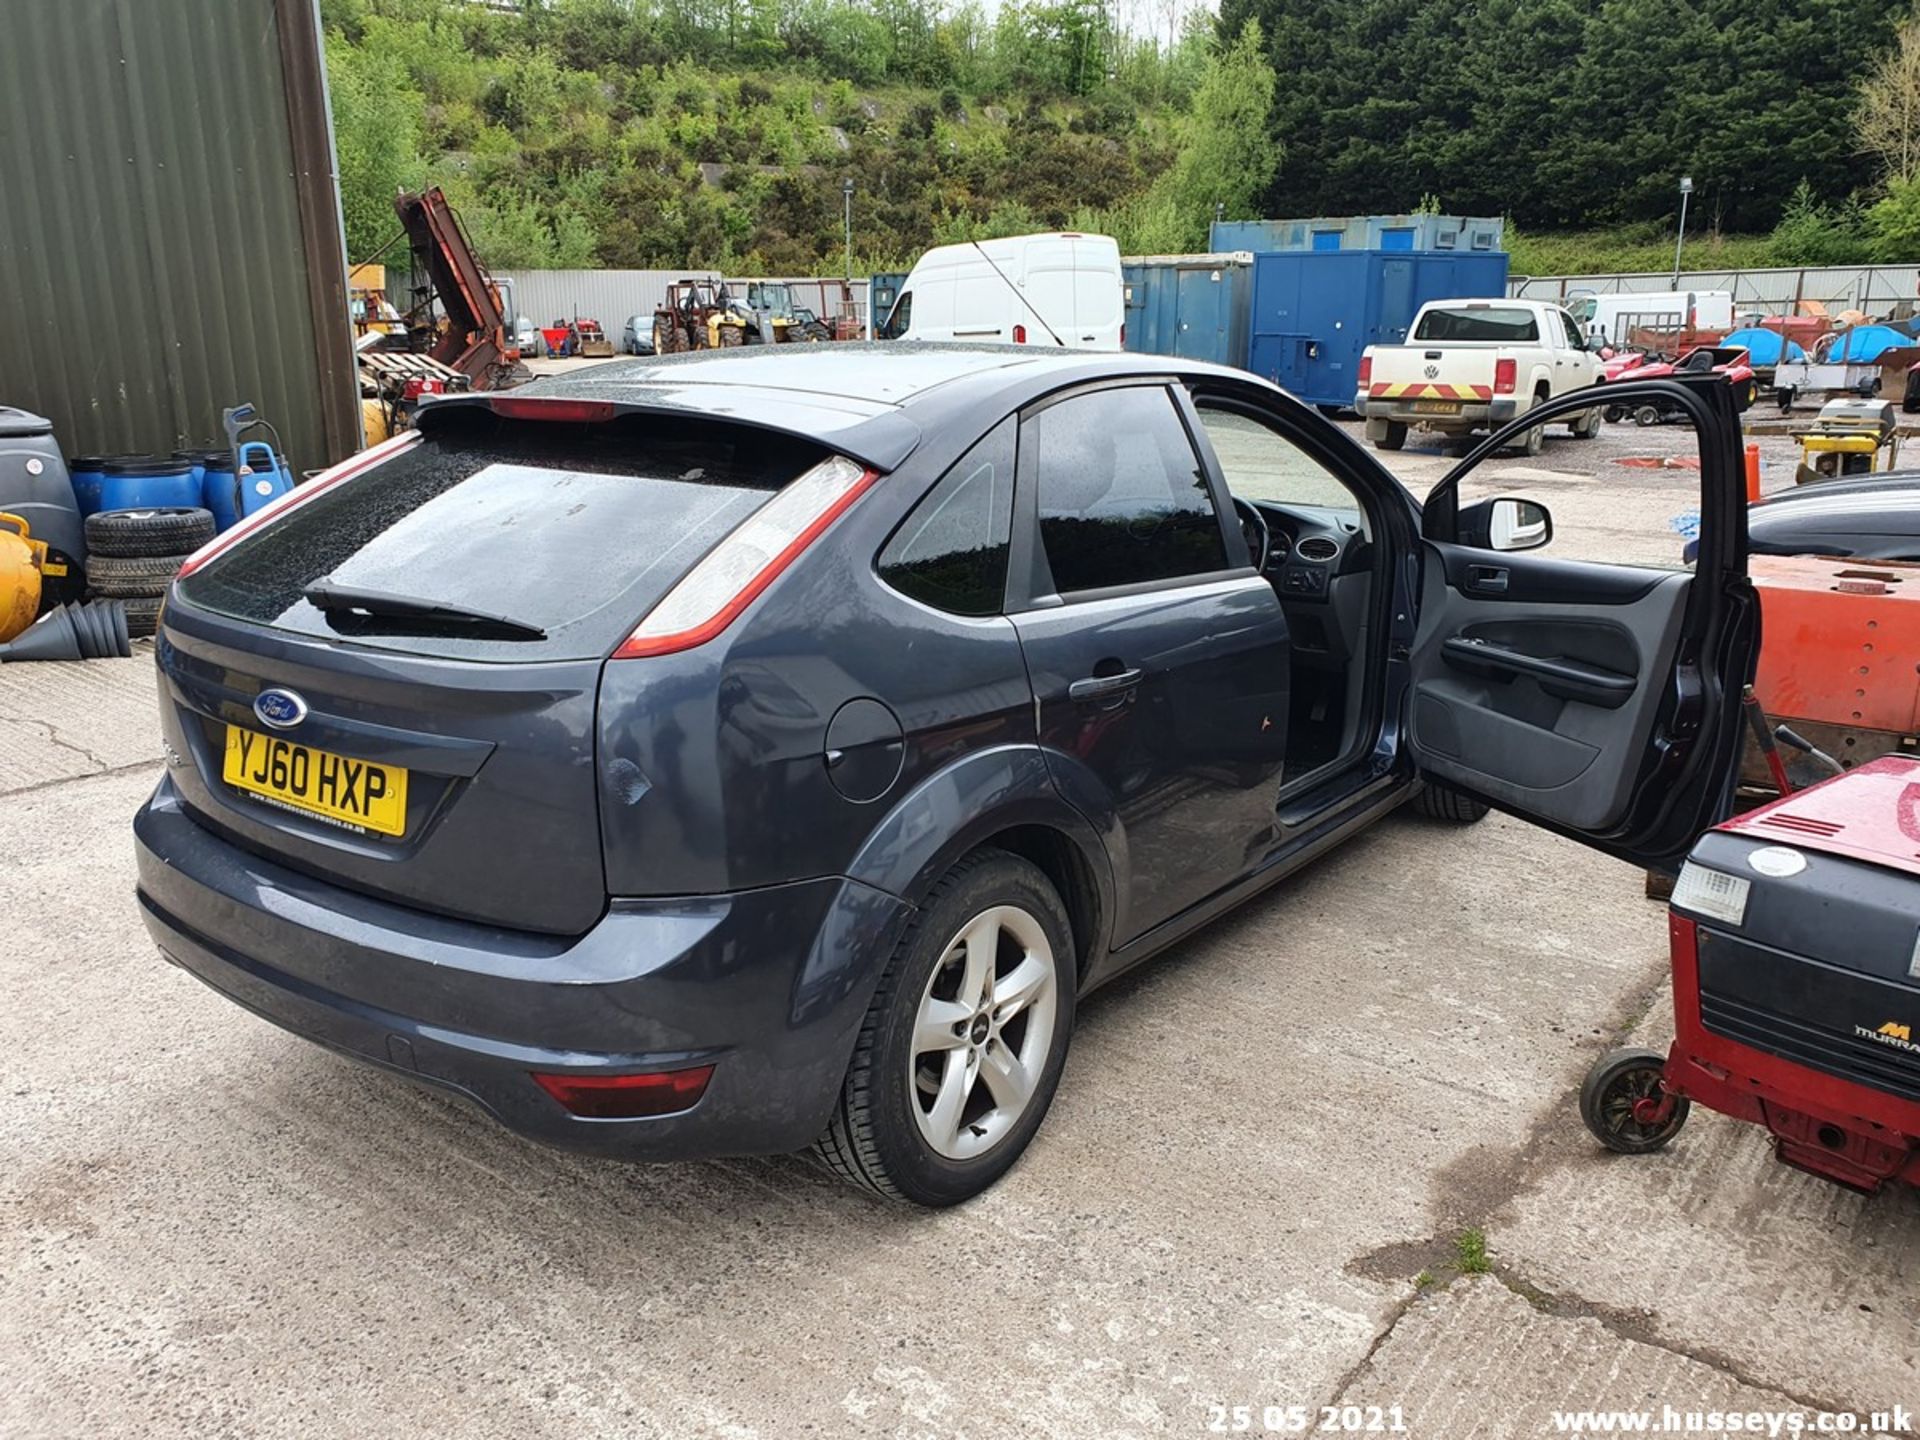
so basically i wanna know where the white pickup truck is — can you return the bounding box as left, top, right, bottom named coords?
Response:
left=1356, top=298, right=1603, bottom=453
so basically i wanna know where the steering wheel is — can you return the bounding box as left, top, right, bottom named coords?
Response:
left=1233, top=498, right=1272, bottom=573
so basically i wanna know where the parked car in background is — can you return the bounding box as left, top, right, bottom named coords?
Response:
left=134, top=347, right=1753, bottom=1206
left=621, top=315, right=656, bottom=356
left=511, top=316, right=542, bottom=357
left=881, top=232, right=1124, bottom=351
left=1357, top=298, right=1603, bottom=452
left=1682, top=472, right=1920, bottom=564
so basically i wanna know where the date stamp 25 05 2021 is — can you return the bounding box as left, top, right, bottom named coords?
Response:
left=1205, top=1404, right=1409, bottom=1434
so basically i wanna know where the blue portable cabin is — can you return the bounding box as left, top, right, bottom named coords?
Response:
left=1121, top=253, right=1254, bottom=370
left=869, top=271, right=909, bottom=335
left=1211, top=214, right=1504, bottom=257
left=1246, top=249, right=1512, bottom=408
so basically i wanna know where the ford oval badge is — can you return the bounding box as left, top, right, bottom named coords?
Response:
left=254, top=688, right=308, bottom=730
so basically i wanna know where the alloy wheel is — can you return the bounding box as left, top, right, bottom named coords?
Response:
left=908, top=905, right=1059, bottom=1161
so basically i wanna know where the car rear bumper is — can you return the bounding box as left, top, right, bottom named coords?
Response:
left=134, top=776, right=910, bottom=1161
left=1357, top=396, right=1518, bottom=427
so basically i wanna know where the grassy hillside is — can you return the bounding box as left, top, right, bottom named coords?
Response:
left=324, top=0, right=1213, bottom=273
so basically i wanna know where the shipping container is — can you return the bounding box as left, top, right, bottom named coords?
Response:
left=1121, top=253, right=1254, bottom=369
left=1247, top=249, right=1511, bottom=408
left=1211, top=214, right=1504, bottom=256
left=870, top=271, right=910, bottom=333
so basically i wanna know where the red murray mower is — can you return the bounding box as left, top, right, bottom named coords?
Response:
left=1582, top=751, right=1920, bottom=1194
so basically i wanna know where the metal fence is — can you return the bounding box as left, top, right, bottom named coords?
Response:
left=495, top=271, right=875, bottom=338
left=1511, top=265, right=1920, bottom=318
left=493, top=270, right=709, bottom=331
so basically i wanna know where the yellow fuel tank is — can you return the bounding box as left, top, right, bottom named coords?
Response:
left=0, top=512, right=47, bottom=643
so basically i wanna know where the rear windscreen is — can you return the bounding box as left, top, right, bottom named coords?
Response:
left=1412, top=307, right=1540, bottom=343
left=177, top=412, right=824, bottom=660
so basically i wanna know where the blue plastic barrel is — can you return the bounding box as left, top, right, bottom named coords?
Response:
left=97, top=456, right=199, bottom=513
left=235, top=442, right=293, bottom=517
left=198, top=452, right=242, bottom=531
left=67, top=455, right=112, bottom=516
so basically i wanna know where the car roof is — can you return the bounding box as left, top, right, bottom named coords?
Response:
left=505, top=343, right=1256, bottom=471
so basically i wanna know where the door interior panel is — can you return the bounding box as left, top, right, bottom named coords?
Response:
left=1433, top=542, right=1671, bottom=605
left=1409, top=548, right=1690, bottom=830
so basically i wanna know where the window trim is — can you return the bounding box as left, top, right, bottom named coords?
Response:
left=1008, top=380, right=1249, bottom=610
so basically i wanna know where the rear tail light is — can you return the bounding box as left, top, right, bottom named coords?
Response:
left=531, top=1064, right=714, bottom=1119
left=1494, top=358, right=1517, bottom=395
left=1012, top=324, right=1027, bottom=344
left=174, top=431, right=422, bottom=578
left=1357, top=355, right=1372, bottom=386
left=613, top=455, right=877, bottom=659
left=1119, top=323, right=1126, bottom=348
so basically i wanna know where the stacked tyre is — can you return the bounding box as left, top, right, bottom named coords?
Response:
left=83, top=507, right=215, bottom=638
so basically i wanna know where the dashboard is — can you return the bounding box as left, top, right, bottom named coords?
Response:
left=1234, top=499, right=1370, bottom=604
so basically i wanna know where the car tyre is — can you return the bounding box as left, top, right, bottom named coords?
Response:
left=1413, top=784, right=1490, bottom=823
left=85, top=507, right=215, bottom=558
left=1570, top=407, right=1603, bottom=439
left=1368, top=418, right=1407, bottom=451
left=814, top=848, right=1076, bottom=1206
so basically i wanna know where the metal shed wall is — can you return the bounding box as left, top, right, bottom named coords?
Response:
left=495, top=270, right=711, bottom=331
left=0, top=0, right=358, bottom=472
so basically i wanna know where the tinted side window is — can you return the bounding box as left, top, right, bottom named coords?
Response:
left=883, top=291, right=912, bottom=338
left=1031, top=387, right=1227, bottom=595
left=877, top=419, right=1013, bottom=616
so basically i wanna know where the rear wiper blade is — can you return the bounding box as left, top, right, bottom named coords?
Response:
left=304, top=579, right=547, bottom=639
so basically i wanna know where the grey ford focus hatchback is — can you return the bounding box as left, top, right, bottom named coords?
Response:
left=136, top=345, right=1756, bottom=1205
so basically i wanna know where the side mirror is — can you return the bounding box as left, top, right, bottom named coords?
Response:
left=1458, top=496, right=1553, bottom=551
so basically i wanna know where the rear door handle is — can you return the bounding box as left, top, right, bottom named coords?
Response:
left=1068, top=668, right=1143, bottom=703
left=1466, top=565, right=1509, bottom=595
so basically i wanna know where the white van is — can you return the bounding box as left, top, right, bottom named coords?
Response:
left=881, top=232, right=1124, bottom=350
left=1565, top=289, right=1735, bottom=347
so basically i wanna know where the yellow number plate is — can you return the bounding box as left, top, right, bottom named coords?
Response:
left=223, top=726, right=409, bottom=836
left=1413, top=400, right=1462, bottom=415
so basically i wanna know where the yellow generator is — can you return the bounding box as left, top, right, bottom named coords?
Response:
left=0, top=512, right=49, bottom=643
left=1794, top=399, right=1902, bottom=484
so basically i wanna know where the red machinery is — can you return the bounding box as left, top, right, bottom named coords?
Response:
left=1584, top=754, right=1920, bottom=1194
left=1603, top=345, right=1758, bottom=424
left=391, top=187, right=527, bottom=391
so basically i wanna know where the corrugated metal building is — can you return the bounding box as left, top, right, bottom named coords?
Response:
left=0, top=0, right=359, bottom=471
left=496, top=270, right=713, bottom=332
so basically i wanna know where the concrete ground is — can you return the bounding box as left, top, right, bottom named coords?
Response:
left=1, top=410, right=1914, bottom=1439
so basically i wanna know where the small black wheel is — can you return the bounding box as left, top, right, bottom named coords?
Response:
left=1371, top=419, right=1408, bottom=452
left=814, top=848, right=1076, bottom=1206
left=1414, top=784, right=1489, bottom=823
left=1633, top=404, right=1661, bottom=427
left=1580, top=1047, right=1688, bottom=1154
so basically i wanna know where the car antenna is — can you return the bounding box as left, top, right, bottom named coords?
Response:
left=970, top=240, right=1067, bottom=347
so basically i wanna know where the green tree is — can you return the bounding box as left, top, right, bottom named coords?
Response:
left=1151, top=20, right=1278, bottom=248
left=326, top=41, right=425, bottom=261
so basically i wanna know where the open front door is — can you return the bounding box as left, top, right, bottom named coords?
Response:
left=1407, top=378, right=1760, bottom=870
